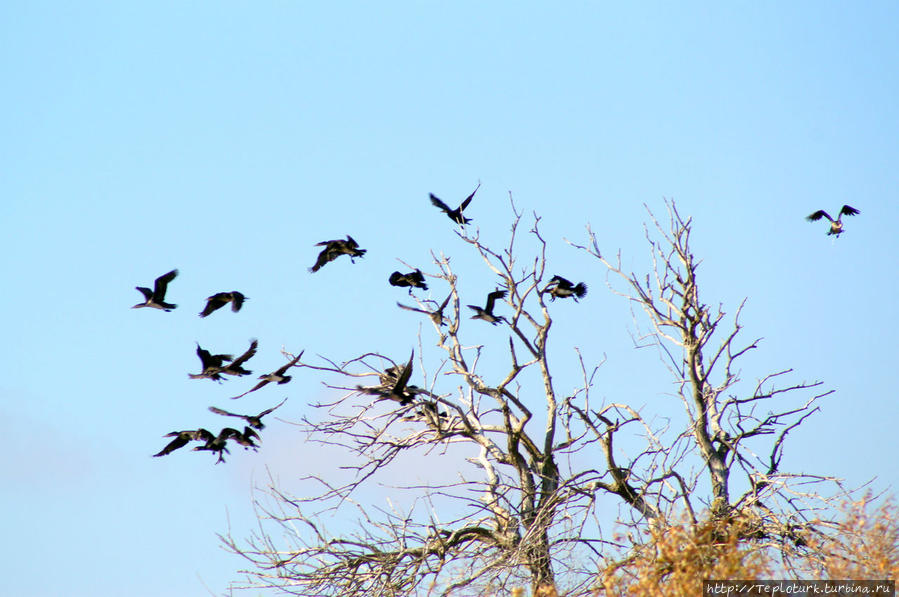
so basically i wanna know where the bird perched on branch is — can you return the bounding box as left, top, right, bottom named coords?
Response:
left=209, top=397, right=288, bottom=430
left=359, top=351, right=417, bottom=405
left=543, top=275, right=588, bottom=302
left=188, top=344, right=234, bottom=381
left=309, top=236, right=367, bottom=272
left=806, top=205, right=860, bottom=236
left=468, top=289, right=507, bottom=325
left=231, top=351, right=303, bottom=399
left=153, top=428, right=214, bottom=457
left=199, top=291, right=247, bottom=317
left=388, top=269, right=428, bottom=293
left=397, top=293, right=451, bottom=327
left=430, top=183, right=480, bottom=225
left=132, top=269, right=178, bottom=311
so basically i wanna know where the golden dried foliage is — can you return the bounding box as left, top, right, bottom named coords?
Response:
left=800, top=496, right=899, bottom=581
left=592, top=498, right=898, bottom=597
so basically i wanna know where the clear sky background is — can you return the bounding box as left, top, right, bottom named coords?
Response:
left=2, top=2, right=897, bottom=595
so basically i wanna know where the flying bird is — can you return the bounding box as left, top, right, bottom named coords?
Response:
left=188, top=344, right=234, bottom=381
left=806, top=205, right=860, bottom=236
left=220, top=339, right=258, bottom=377
left=209, top=397, right=288, bottom=429
left=199, top=291, right=247, bottom=317
left=153, top=428, right=215, bottom=458
left=192, top=427, right=258, bottom=463
left=397, top=293, right=451, bottom=327
left=228, top=426, right=261, bottom=451
left=388, top=270, right=428, bottom=293
left=359, top=351, right=417, bottom=405
left=309, top=236, right=367, bottom=272
left=230, top=351, right=303, bottom=399
left=543, top=275, right=588, bottom=302
left=430, top=183, right=480, bottom=225
left=132, top=269, right=178, bottom=311
left=468, top=289, right=507, bottom=325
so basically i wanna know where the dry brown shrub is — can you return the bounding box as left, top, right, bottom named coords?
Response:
left=798, top=496, right=899, bottom=581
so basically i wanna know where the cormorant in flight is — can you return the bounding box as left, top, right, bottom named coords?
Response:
left=388, top=269, right=428, bottom=293
left=806, top=205, right=860, bottom=236
left=359, top=351, right=417, bottom=405
left=397, top=293, right=451, bottom=327
left=543, top=276, right=588, bottom=302
left=132, top=269, right=178, bottom=311
left=220, top=339, right=258, bottom=377
left=188, top=344, right=233, bottom=381
left=468, top=289, right=506, bottom=325
left=230, top=351, right=303, bottom=399
left=153, top=428, right=214, bottom=457
left=430, top=183, right=480, bottom=225
left=309, top=236, right=367, bottom=272
left=209, top=397, right=288, bottom=430
left=199, top=291, right=247, bottom=317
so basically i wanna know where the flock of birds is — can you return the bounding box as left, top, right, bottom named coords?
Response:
left=135, top=191, right=861, bottom=465
left=133, top=272, right=299, bottom=463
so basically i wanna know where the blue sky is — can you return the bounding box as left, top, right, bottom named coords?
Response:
left=2, top=2, right=897, bottom=595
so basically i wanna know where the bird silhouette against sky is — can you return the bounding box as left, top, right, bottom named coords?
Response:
left=397, top=293, right=451, bottom=327
left=388, top=269, right=428, bottom=293
left=429, top=183, right=480, bottom=225
left=230, top=351, right=303, bottom=399
left=132, top=269, right=178, bottom=311
left=199, top=291, right=247, bottom=317
left=188, top=344, right=233, bottom=382
left=468, top=289, right=507, bottom=325
left=806, top=205, right=860, bottom=236
left=153, top=428, right=214, bottom=458
left=192, top=427, right=259, bottom=464
left=544, top=275, right=588, bottom=302
left=219, top=339, right=258, bottom=377
left=309, top=236, right=367, bottom=272
left=209, top=397, right=288, bottom=430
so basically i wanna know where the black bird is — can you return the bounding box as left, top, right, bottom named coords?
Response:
left=220, top=426, right=260, bottom=451
left=220, top=339, right=258, bottom=377
left=188, top=344, right=234, bottom=381
left=230, top=351, right=303, bottom=399
left=468, top=289, right=506, bottom=325
left=397, top=293, right=451, bottom=327
left=388, top=270, right=428, bottom=293
left=153, top=428, right=214, bottom=457
left=132, top=269, right=178, bottom=311
left=209, top=397, right=288, bottom=430
left=806, top=205, right=860, bottom=236
left=430, top=183, right=480, bottom=225
left=309, top=236, right=367, bottom=272
left=544, top=275, right=588, bottom=302
left=359, top=351, right=417, bottom=405
left=199, top=291, right=247, bottom=317
left=192, top=428, right=244, bottom=464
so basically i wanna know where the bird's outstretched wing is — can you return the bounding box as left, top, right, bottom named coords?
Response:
left=840, top=205, right=860, bottom=217
left=485, top=289, right=506, bottom=313
left=230, top=339, right=258, bottom=368
left=256, top=397, right=289, bottom=419
left=459, top=183, right=480, bottom=212
left=154, top=269, right=178, bottom=298
left=429, top=194, right=453, bottom=214
left=806, top=210, right=833, bottom=222
left=200, top=293, right=229, bottom=317
left=273, top=351, right=304, bottom=376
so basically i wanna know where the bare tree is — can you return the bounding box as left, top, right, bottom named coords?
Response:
left=223, top=199, right=844, bottom=595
